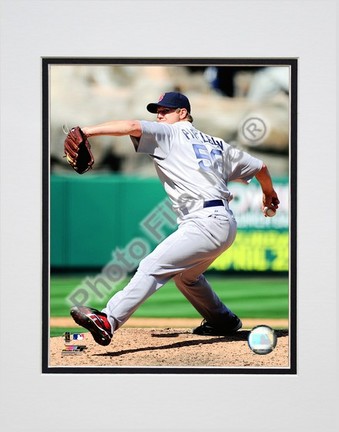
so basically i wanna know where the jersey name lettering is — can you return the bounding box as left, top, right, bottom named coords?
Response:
left=181, top=128, right=224, bottom=150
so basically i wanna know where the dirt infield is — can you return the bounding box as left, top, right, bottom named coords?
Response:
left=49, top=318, right=289, bottom=369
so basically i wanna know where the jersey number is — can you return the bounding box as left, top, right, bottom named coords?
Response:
left=192, top=144, right=223, bottom=174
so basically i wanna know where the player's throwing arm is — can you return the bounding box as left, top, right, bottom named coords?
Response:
left=254, top=164, right=280, bottom=217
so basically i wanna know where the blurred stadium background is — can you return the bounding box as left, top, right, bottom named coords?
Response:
left=49, top=64, right=290, bottom=330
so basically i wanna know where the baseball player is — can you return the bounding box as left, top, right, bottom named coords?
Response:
left=69, top=92, right=280, bottom=346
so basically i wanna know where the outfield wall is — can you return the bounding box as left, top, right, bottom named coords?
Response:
left=51, top=174, right=289, bottom=272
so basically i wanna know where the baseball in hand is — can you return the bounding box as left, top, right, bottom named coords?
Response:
left=264, top=206, right=276, bottom=217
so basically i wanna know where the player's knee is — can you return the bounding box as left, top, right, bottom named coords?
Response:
left=175, top=272, right=201, bottom=287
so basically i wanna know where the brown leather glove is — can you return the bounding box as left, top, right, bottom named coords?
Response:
left=64, top=126, right=94, bottom=174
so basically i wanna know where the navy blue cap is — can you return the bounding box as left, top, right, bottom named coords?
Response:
left=147, top=92, right=191, bottom=113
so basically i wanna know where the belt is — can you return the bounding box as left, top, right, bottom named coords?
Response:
left=203, top=200, right=224, bottom=208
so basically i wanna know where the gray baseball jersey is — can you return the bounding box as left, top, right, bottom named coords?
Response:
left=133, top=120, right=262, bottom=217
left=102, top=120, right=263, bottom=331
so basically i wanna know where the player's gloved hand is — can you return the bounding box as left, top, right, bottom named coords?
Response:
left=64, top=126, right=94, bottom=174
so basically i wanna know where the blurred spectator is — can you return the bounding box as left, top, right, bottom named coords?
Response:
left=203, top=66, right=263, bottom=97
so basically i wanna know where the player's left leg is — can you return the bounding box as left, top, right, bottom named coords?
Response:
left=173, top=211, right=242, bottom=334
left=173, top=259, right=230, bottom=324
left=174, top=265, right=242, bottom=334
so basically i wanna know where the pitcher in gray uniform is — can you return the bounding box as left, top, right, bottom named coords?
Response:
left=70, top=92, right=280, bottom=346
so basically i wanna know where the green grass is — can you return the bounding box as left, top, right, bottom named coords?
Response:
left=50, top=274, right=289, bottom=319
